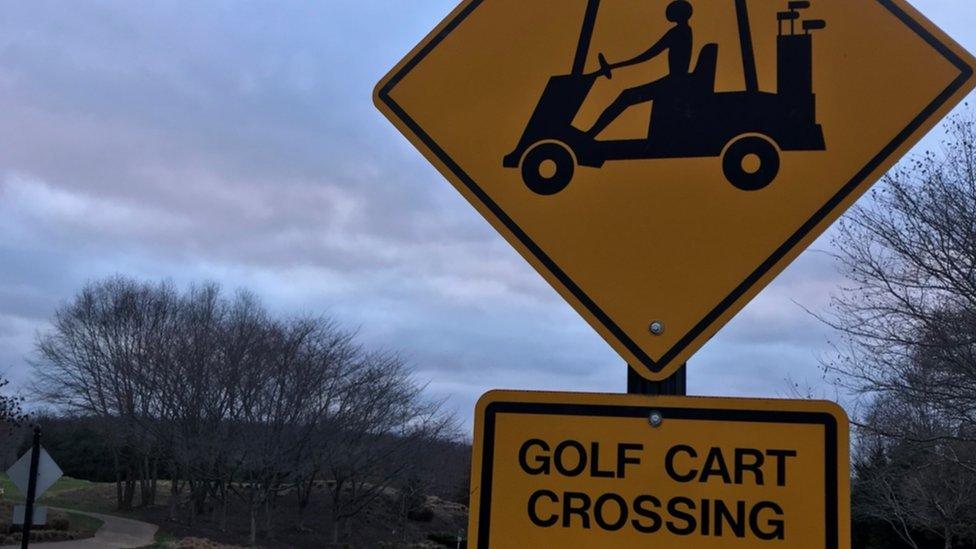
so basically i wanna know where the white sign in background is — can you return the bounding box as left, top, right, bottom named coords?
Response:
left=6, top=446, right=63, bottom=500
left=12, top=505, right=47, bottom=526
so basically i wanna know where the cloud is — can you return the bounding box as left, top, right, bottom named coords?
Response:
left=0, top=0, right=973, bottom=427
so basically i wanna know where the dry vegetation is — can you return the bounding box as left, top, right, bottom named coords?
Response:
left=26, top=278, right=467, bottom=547
left=0, top=500, right=102, bottom=545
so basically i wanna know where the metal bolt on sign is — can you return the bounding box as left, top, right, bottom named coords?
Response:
left=648, top=410, right=664, bottom=427
left=649, top=321, right=665, bottom=336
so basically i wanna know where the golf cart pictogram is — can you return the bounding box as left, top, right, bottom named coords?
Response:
left=502, top=0, right=827, bottom=195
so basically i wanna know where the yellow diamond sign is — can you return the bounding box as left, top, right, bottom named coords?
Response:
left=375, top=0, right=976, bottom=380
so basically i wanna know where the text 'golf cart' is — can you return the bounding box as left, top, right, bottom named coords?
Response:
left=503, top=0, right=827, bottom=195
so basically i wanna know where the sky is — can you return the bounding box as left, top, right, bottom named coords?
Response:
left=0, top=0, right=974, bottom=428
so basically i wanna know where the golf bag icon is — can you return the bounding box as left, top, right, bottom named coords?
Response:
left=502, top=0, right=827, bottom=195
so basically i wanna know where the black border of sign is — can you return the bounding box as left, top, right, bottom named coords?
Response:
left=376, top=0, right=974, bottom=376
left=477, top=402, right=841, bottom=548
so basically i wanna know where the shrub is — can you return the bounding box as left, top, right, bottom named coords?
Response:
left=408, top=506, right=435, bottom=522
left=3, top=530, right=76, bottom=543
left=428, top=532, right=466, bottom=548
left=175, top=538, right=222, bottom=549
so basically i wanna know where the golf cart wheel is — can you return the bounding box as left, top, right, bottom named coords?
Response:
left=521, top=142, right=575, bottom=196
left=722, top=135, right=780, bottom=192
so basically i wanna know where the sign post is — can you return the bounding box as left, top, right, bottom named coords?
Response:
left=21, top=427, right=40, bottom=549
left=628, top=363, right=685, bottom=396
left=7, top=428, right=64, bottom=548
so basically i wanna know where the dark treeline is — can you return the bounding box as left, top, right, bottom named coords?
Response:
left=30, top=277, right=460, bottom=545
left=826, top=115, right=976, bottom=549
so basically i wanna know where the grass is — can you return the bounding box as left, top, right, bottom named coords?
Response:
left=0, top=476, right=106, bottom=542
left=63, top=510, right=105, bottom=535
left=0, top=472, right=121, bottom=514
left=0, top=500, right=104, bottom=543
left=0, top=474, right=183, bottom=546
left=0, top=472, right=104, bottom=533
left=0, top=471, right=118, bottom=518
left=133, top=530, right=178, bottom=549
left=0, top=472, right=93, bottom=501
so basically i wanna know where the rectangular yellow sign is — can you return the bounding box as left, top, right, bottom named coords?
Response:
left=470, top=391, right=850, bottom=548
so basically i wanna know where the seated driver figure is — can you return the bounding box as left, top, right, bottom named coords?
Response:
left=587, top=0, right=694, bottom=137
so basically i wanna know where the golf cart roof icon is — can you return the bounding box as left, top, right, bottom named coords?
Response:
left=503, top=0, right=827, bottom=195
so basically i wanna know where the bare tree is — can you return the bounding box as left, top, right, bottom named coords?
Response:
left=854, top=396, right=976, bottom=548
left=0, top=377, right=26, bottom=469
left=32, top=275, right=462, bottom=545
left=824, top=113, right=976, bottom=444
left=230, top=316, right=356, bottom=545
left=33, top=277, right=177, bottom=508
left=320, top=352, right=458, bottom=544
left=0, top=377, right=26, bottom=430
left=824, top=113, right=976, bottom=546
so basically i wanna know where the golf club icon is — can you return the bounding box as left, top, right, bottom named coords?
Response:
left=503, top=0, right=827, bottom=195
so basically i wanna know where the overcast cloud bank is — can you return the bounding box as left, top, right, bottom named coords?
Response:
left=1, top=0, right=974, bottom=425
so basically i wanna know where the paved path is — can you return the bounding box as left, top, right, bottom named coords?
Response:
left=2, top=509, right=158, bottom=548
